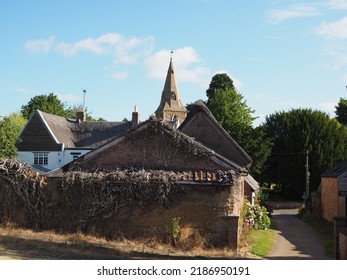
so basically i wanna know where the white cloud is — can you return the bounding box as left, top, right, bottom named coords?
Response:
left=25, top=36, right=55, bottom=54
left=328, top=0, right=347, bottom=9
left=267, top=4, right=320, bottom=24
left=55, top=33, right=154, bottom=64
left=111, top=71, right=128, bottom=80
left=316, top=102, right=336, bottom=113
left=57, top=93, right=82, bottom=103
left=144, top=47, right=211, bottom=88
left=10, top=87, right=32, bottom=94
left=316, top=17, right=347, bottom=39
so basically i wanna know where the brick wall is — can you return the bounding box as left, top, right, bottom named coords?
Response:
left=91, top=184, right=241, bottom=247
left=321, top=177, right=339, bottom=221
left=0, top=175, right=244, bottom=250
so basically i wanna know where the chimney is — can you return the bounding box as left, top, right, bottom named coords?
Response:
left=132, top=106, right=139, bottom=128
left=76, top=109, right=86, bottom=123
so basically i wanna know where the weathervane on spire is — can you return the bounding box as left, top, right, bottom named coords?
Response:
left=170, top=50, right=173, bottom=60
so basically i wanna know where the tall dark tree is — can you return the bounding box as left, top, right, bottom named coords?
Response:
left=335, top=97, right=347, bottom=126
left=263, top=109, right=347, bottom=198
left=21, top=93, right=67, bottom=119
left=206, top=73, right=235, bottom=100
left=206, top=73, right=272, bottom=177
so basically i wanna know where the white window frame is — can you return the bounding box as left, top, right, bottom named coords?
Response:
left=33, top=153, right=48, bottom=165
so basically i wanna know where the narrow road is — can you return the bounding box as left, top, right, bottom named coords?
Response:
left=267, top=209, right=328, bottom=259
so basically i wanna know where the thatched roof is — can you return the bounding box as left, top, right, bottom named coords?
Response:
left=179, top=101, right=253, bottom=169
left=66, top=117, right=246, bottom=174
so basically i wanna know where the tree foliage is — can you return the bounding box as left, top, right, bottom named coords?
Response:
left=21, top=93, right=106, bottom=121
left=205, top=73, right=272, bottom=177
left=206, top=73, right=235, bottom=100
left=263, top=109, right=347, bottom=198
left=0, top=113, right=26, bottom=158
left=335, top=97, right=347, bottom=126
left=21, top=93, right=67, bottom=119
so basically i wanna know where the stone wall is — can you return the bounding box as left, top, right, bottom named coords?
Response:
left=321, top=177, right=339, bottom=221
left=91, top=184, right=241, bottom=248
left=0, top=173, right=244, bottom=250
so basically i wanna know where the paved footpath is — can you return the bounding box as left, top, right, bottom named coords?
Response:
left=267, top=209, right=329, bottom=259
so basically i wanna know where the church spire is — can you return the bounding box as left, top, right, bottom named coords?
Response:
left=155, top=55, right=187, bottom=125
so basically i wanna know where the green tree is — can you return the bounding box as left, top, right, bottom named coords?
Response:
left=263, top=109, right=347, bottom=198
left=206, top=73, right=235, bottom=100
left=64, top=105, right=106, bottom=121
left=335, top=97, right=347, bottom=126
left=21, top=93, right=67, bottom=119
left=207, top=87, right=255, bottom=141
left=206, top=73, right=272, bottom=177
left=0, top=113, right=26, bottom=158
left=21, top=93, right=106, bottom=121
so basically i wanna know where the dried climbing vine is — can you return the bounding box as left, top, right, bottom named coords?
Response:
left=58, top=169, right=185, bottom=231
left=0, top=159, right=48, bottom=227
left=0, top=158, right=238, bottom=234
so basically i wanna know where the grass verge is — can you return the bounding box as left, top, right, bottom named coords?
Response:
left=246, top=218, right=278, bottom=257
left=299, top=214, right=334, bottom=259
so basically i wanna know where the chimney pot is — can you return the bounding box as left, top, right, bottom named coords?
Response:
left=132, top=106, right=140, bottom=128
left=76, top=109, right=86, bottom=122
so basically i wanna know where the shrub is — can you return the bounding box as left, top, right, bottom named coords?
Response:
left=244, top=201, right=271, bottom=230
left=167, top=217, right=181, bottom=246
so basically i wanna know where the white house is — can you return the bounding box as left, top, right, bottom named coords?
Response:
left=16, top=109, right=135, bottom=172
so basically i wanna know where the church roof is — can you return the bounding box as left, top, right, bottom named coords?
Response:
left=155, top=58, right=187, bottom=116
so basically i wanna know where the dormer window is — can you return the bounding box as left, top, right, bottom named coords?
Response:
left=171, top=92, right=177, bottom=100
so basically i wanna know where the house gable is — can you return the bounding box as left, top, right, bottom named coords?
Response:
left=179, top=101, right=253, bottom=169
left=69, top=118, right=244, bottom=173
left=16, top=110, right=63, bottom=151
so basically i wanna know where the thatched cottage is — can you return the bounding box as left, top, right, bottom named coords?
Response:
left=13, top=58, right=258, bottom=249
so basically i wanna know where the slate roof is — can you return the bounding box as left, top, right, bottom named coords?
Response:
left=17, top=110, right=132, bottom=151
left=322, top=159, right=347, bottom=178
left=245, top=174, right=260, bottom=192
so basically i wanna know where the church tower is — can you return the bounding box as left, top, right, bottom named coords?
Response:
left=155, top=57, right=187, bottom=125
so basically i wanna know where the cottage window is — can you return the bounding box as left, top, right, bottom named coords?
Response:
left=34, top=153, right=48, bottom=165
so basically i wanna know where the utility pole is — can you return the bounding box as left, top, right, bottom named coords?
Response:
left=305, top=149, right=310, bottom=202
left=82, top=89, right=86, bottom=110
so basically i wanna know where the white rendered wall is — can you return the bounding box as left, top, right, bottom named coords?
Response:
left=18, top=149, right=91, bottom=171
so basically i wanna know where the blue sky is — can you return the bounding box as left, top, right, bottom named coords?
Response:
left=1, top=0, right=347, bottom=125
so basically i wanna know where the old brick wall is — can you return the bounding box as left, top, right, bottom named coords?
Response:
left=0, top=175, right=244, bottom=249
left=92, top=185, right=237, bottom=247
left=321, top=177, right=339, bottom=222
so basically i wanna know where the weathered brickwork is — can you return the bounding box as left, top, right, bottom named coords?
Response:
left=0, top=175, right=244, bottom=249
left=321, top=177, right=339, bottom=222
